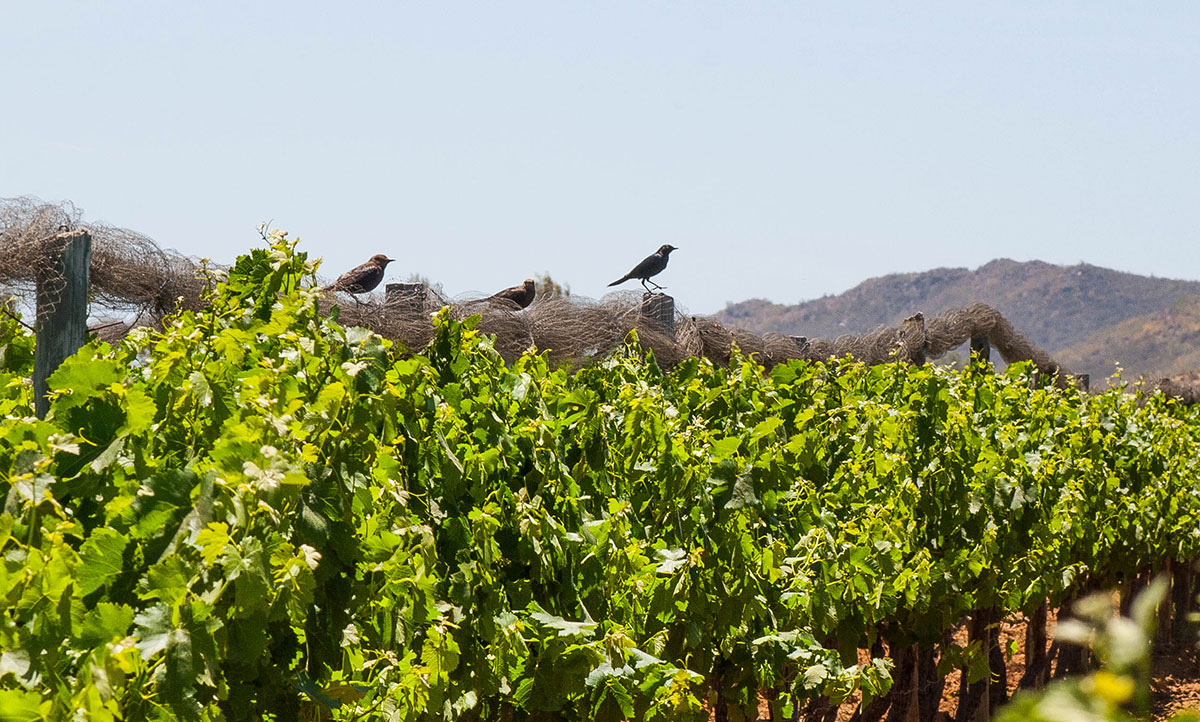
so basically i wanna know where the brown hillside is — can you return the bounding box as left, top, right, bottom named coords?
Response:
left=1055, top=295, right=1200, bottom=384
left=717, top=260, right=1200, bottom=369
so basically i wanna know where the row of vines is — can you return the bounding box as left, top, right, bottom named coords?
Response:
left=2, top=236, right=1198, bottom=721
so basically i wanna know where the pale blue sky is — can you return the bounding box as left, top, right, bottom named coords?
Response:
left=2, top=2, right=1197, bottom=314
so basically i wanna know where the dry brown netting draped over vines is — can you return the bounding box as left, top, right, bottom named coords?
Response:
left=0, top=196, right=210, bottom=336
left=2, top=196, right=1196, bottom=402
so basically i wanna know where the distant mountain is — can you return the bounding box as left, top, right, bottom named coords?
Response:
left=716, top=259, right=1200, bottom=381
left=1055, top=295, right=1200, bottom=383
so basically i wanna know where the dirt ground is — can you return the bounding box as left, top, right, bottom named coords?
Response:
left=732, top=611, right=1200, bottom=721
left=1149, top=644, right=1200, bottom=721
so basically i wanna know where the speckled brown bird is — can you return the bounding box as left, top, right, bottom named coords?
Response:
left=330, top=254, right=395, bottom=294
left=488, top=279, right=536, bottom=309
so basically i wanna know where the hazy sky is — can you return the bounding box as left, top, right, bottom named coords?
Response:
left=3, top=2, right=1198, bottom=314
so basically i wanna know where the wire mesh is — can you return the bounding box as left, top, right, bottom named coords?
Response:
left=7, top=196, right=1198, bottom=402
left=1, top=196, right=214, bottom=326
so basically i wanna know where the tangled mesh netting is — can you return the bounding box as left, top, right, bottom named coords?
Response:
left=0, top=196, right=213, bottom=339
left=4, top=197, right=1198, bottom=404
left=331, top=288, right=705, bottom=369
left=330, top=292, right=1079, bottom=386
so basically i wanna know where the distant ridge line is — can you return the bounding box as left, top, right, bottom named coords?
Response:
left=717, top=259, right=1200, bottom=382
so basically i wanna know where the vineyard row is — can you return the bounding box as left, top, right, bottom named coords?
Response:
left=0, top=238, right=1198, bottom=721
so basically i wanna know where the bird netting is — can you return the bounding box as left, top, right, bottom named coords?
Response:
left=5, top=196, right=1198, bottom=403
left=332, top=288, right=706, bottom=369
left=0, top=196, right=214, bottom=336
left=330, top=287, right=1069, bottom=378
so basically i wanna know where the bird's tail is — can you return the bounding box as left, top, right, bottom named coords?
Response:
left=608, top=276, right=628, bottom=287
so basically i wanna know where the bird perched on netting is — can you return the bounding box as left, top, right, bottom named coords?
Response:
left=608, top=244, right=677, bottom=292
left=330, top=254, right=395, bottom=295
left=488, top=279, right=536, bottom=309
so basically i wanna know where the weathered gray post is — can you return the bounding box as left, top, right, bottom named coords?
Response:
left=640, top=293, right=675, bottom=336
left=385, top=282, right=428, bottom=315
left=790, top=335, right=810, bottom=359
left=34, top=230, right=92, bottom=418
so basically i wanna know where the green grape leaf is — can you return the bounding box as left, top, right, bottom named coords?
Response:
left=77, top=527, right=129, bottom=596
left=46, top=354, right=123, bottom=398
left=709, top=436, right=742, bottom=461
left=140, top=556, right=191, bottom=606
left=76, top=602, right=135, bottom=647
left=529, top=611, right=597, bottom=639
left=194, top=522, right=232, bottom=567
left=0, top=689, right=44, bottom=722
left=725, top=467, right=758, bottom=510
left=122, top=386, right=158, bottom=434
left=0, top=650, right=31, bottom=685
left=133, top=603, right=173, bottom=660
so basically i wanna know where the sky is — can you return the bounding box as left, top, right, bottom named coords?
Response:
left=2, top=2, right=1198, bottom=315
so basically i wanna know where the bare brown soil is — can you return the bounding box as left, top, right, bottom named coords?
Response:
left=724, top=610, right=1200, bottom=721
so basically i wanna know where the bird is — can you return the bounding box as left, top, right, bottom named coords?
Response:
left=330, top=254, right=395, bottom=295
left=608, top=244, right=677, bottom=292
left=488, top=279, right=536, bottom=309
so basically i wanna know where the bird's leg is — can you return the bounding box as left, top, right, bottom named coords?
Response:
left=647, top=279, right=665, bottom=292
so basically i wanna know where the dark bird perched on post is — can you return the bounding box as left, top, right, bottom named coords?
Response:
left=330, top=254, right=395, bottom=294
left=608, top=244, right=677, bottom=292
left=488, top=279, right=536, bottom=309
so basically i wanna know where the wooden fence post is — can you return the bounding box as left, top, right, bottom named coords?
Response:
left=970, top=335, right=991, bottom=365
left=640, top=293, right=675, bottom=336
left=385, top=282, right=428, bottom=315
left=790, top=335, right=810, bottom=359
left=898, top=312, right=927, bottom=365
left=34, top=230, right=92, bottom=418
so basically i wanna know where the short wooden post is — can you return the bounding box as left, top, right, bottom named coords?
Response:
left=1074, top=374, right=1090, bottom=392
left=34, top=230, right=92, bottom=418
left=970, top=335, right=990, bottom=364
left=640, top=293, right=675, bottom=336
left=385, top=282, right=427, bottom=315
left=898, top=312, right=927, bottom=365
left=790, top=335, right=810, bottom=359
